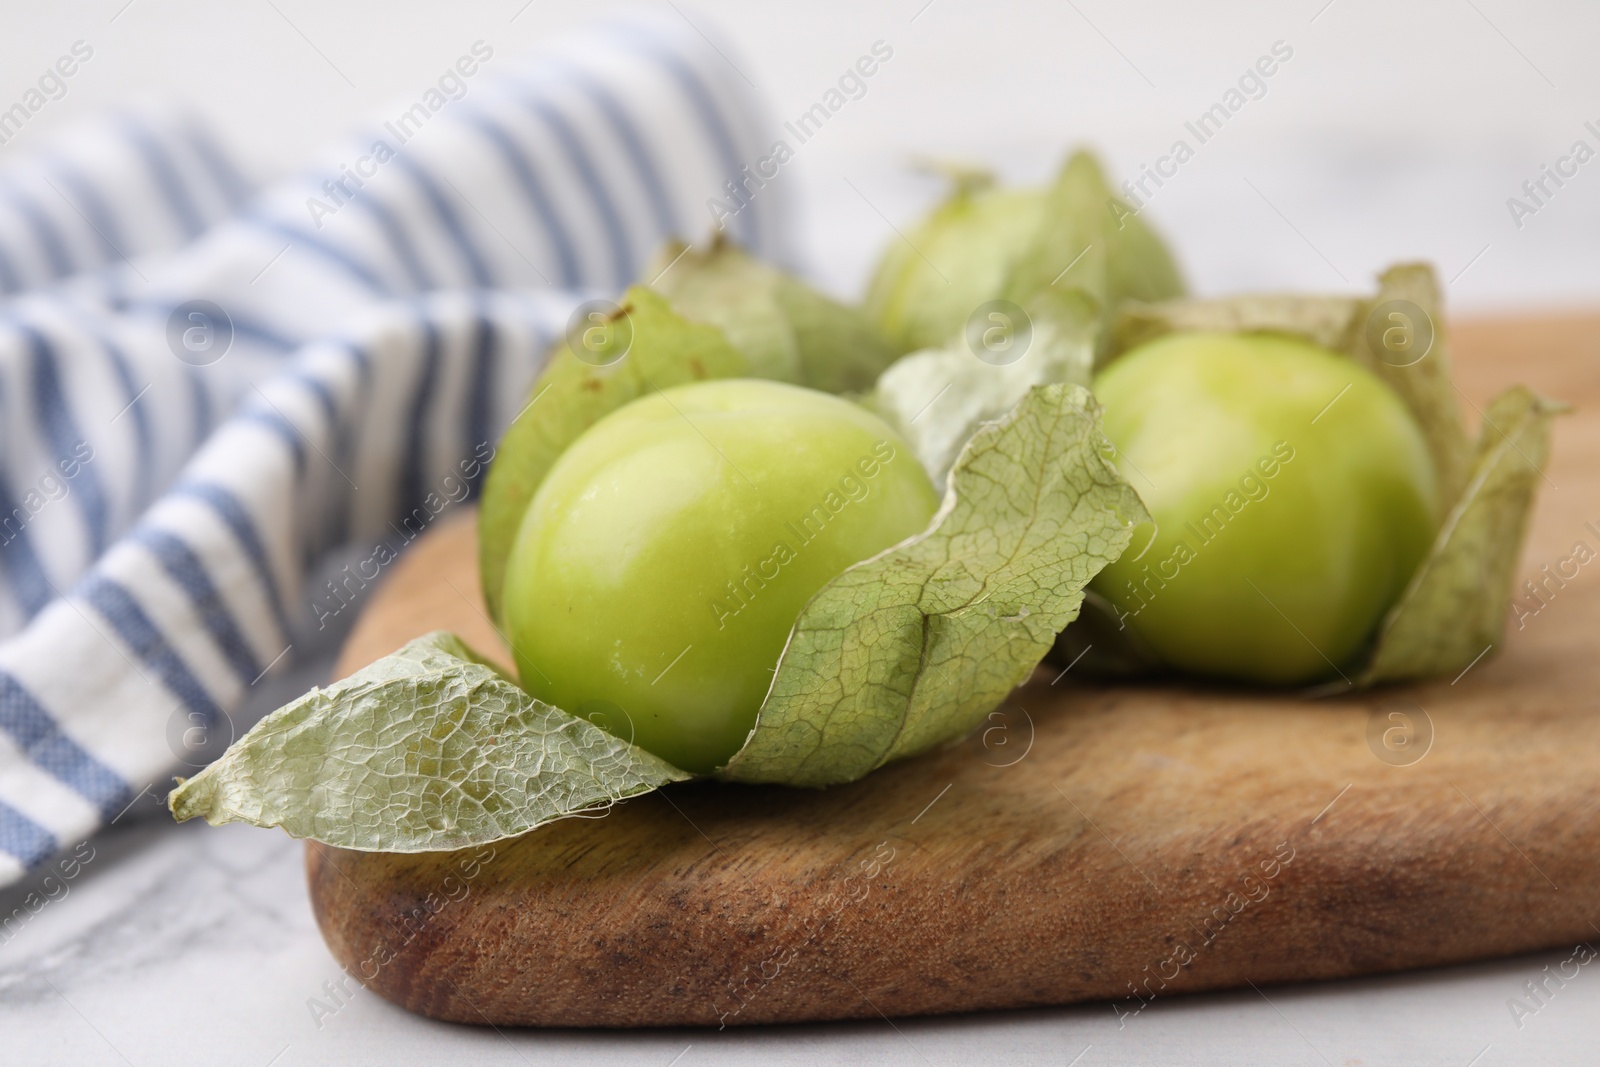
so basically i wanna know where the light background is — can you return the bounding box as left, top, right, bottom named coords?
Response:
left=1, top=3, right=1597, bottom=1065
left=3, top=0, right=1598, bottom=308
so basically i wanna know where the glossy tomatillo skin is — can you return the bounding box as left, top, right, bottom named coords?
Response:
left=1090, top=332, right=1438, bottom=685
left=503, top=379, right=941, bottom=773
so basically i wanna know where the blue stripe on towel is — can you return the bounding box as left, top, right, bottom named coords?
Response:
left=244, top=215, right=392, bottom=296
left=238, top=409, right=307, bottom=476
left=399, top=317, right=442, bottom=513
left=78, top=575, right=225, bottom=727
left=171, top=482, right=293, bottom=642
left=129, top=527, right=263, bottom=688
left=0, top=799, right=57, bottom=869
left=343, top=187, right=435, bottom=293
left=463, top=301, right=496, bottom=492
left=90, top=331, right=154, bottom=514
left=557, top=63, right=680, bottom=239
left=0, top=480, right=54, bottom=619
left=621, top=31, right=759, bottom=251
left=325, top=341, right=369, bottom=549
left=180, top=119, right=252, bottom=211
left=523, top=95, right=632, bottom=286
left=0, top=671, right=129, bottom=821
left=388, top=154, right=494, bottom=288
left=120, top=115, right=206, bottom=239
left=20, top=324, right=110, bottom=557
left=1, top=184, right=74, bottom=281
left=0, top=370, right=55, bottom=619
left=282, top=368, right=339, bottom=426
left=187, top=368, right=214, bottom=449
left=117, top=299, right=299, bottom=356
left=47, top=158, right=129, bottom=269
left=0, top=239, right=20, bottom=294
left=463, top=112, right=580, bottom=287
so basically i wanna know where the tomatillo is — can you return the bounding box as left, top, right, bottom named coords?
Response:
left=1090, top=332, right=1438, bottom=685
left=503, top=379, right=941, bottom=773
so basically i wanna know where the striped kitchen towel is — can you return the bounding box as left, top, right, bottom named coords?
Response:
left=0, top=12, right=791, bottom=887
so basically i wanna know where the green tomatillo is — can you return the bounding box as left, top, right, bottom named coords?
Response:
left=1090, top=331, right=1438, bottom=685
left=864, top=152, right=1185, bottom=356
left=502, top=378, right=941, bottom=773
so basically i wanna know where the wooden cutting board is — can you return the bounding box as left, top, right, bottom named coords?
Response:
left=306, top=313, right=1600, bottom=1028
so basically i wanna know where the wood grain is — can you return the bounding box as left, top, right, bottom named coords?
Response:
left=307, top=313, right=1600, bottom=1027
